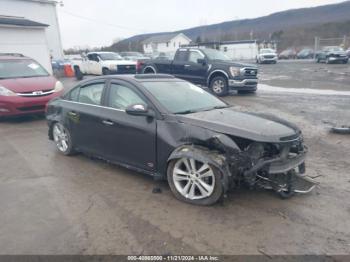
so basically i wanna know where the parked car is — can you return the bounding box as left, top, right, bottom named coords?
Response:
left=256, top=48, right=277, bottom=64
left=72, top=52, right=137, bottom=80
left=297, top=48, right=314, bottom=59
left=119, top=52, right=150, bottom=61
left=278, top=49, right=297, bottom=59
left=0, top=53, right=64, bottom=118
left=138, top=48, right=258, bottom=96
left=345, top=48, right=350, bottom=58
left=46, top=74, right=315, bottom=205
left=316, top=46, right=348, bottom=64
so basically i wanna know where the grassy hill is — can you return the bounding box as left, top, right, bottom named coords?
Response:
left=109, top=1, right=350, bottom=52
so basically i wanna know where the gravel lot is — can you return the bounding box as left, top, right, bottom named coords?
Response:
left=0, top=60, right=349, bottom=255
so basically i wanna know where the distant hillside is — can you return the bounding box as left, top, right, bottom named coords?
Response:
left=109, top=1, right=350, bottom=52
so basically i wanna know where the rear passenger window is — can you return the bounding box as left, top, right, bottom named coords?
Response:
left=174, top=51, right=188, bottom=62
left=78, top=83, right=104, bottom=105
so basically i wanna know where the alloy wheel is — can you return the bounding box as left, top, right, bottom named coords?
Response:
left=172, top=157, right=215, bottom=200
left=212, top=80, right=225, bottom=94
left=53, top=123, right=69, bottom=153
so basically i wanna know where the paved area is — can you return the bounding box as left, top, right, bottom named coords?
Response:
left=258, top=59, right=350, bottom=91
left=0, top=61, right=350, bottom=255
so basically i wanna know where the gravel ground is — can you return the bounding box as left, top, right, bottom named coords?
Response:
left=0, top=60, right=349, bottom=256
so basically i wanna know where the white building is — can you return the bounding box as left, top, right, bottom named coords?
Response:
left=0, top=0, right=64, bottom=73
left=219, top=40, right=259, bottom=60
left=143, top=33, right=192, bottom=54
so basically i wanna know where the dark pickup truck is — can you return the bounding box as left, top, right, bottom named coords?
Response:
left=137, top=48, right=258, bottom=96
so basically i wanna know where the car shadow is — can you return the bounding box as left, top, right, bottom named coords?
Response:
left=0, top=113, right=45, bottom=124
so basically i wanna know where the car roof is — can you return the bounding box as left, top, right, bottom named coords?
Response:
left=87, top=51, right=117, bottom=55
left=0, top=54, right=31, bottom=60
left=77, top=74, right=180, bottom=86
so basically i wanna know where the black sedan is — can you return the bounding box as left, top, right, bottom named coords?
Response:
left=316, top=46, right=348, bottom=64
left=46, top=74, right=315, bottom=205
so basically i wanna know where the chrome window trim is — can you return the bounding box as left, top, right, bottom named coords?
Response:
left=62, top=99, right=126, bottom=112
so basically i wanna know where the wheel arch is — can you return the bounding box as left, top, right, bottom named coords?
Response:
left=142, top=65, right=157, bottom=74
left=207, top=70, right=229, bottom=86
left=167, top=144, right=231, bottom=193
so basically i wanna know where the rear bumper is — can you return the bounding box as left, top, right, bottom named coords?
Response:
left=0, top=91, right=62, bottom=117
left=228, top=78, right=258, bottom=90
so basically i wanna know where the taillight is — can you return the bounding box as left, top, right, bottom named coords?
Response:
left=136, top=61, right=143, bottom=72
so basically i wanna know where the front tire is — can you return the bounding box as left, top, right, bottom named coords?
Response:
left=167, top=157, right=223, bottom=206
left=52, top=122, right=75, bottom=156
left=209, top=76, right=228, bottom=96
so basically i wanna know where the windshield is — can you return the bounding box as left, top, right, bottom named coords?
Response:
left=0, top=59, right=49, bottom=79
left=98, top=52, right=122, bottom=60
left=142, top=81, right=227, bottom=114
left=122, top=52, right=143, bottom=57
left=260, top=49, right=275, bottom=54
left=202, top=49, right=231, bottom=61
left=325, top=47, right=343, bottom=52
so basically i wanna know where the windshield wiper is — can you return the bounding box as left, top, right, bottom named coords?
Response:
left=175, top=109, right=199, bottom=115
left=203, top=105, right=230, bottom=111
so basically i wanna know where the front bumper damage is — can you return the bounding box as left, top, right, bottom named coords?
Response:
left=242, top=146, right=317, bottom=195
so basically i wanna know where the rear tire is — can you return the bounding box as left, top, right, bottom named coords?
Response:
left=143, top=66, right=156, bottom=74
left=209, top=76, right=228, bottom=97
left=102, top=68, right=111, bottom=75
left=167, top=157, right=224, bottom=206
left=74, top=66, right=83, bottom=80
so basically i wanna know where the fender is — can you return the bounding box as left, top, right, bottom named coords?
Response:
left=207, top=69, right=229, bottom=86
left=167, top=145, right=231, bottom=193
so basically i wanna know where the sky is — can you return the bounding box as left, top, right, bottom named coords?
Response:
left=57, top=0, right=346, bottom=49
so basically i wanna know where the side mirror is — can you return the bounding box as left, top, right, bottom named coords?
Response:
left=125, top=104, right=154, bottom=117
left=197, top=58, right=206, bottom=65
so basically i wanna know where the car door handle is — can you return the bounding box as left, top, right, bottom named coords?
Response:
left=184, top=64, right=191, bottom=67
left=68, top=111, right=78, bottom=116
left=102, top=120, right=114, bottom=126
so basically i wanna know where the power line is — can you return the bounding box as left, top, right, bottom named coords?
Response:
left=59, top=10, right=147, bottom=33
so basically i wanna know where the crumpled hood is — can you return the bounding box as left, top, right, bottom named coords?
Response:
left=176, top=107, right=300, bottom=143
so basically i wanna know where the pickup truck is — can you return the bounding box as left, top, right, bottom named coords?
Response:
left=137, top=48, right=258, bottom=96
left=73, top=52, right=137, bottom=80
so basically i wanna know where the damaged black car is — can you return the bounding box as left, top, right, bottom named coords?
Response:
left=46, top=74, right=316, bottom=205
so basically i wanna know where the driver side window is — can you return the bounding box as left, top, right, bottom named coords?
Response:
left=188, top=51, right=204, bottom=63
left=108, top=83, right=145, bottom=110
left=88, top=54, right=99, bottom=62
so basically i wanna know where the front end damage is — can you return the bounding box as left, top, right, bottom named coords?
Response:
left=204, top=134, right=317, bottom=198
